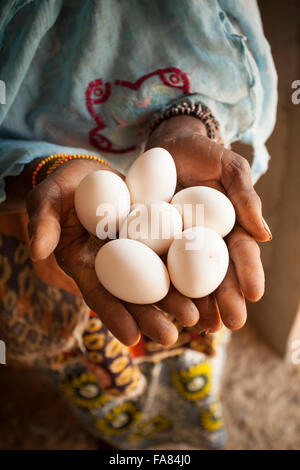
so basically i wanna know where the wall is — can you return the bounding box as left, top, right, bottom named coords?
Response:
left=238, top=0, right=300, bottom=358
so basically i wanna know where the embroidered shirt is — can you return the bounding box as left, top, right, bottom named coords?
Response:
left=0, top=0, right=277, bottom=202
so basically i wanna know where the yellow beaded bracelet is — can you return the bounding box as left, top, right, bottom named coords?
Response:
left=32, top=153, right=110, bottom=188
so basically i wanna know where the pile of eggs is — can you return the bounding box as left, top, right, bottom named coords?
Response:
left=74, top=148, right=236, bottom=304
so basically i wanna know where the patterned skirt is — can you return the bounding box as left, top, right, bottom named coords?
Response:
left=0, top=210, right=230, bottom=449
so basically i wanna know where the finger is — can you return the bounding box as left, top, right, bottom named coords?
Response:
left=193, top=295, right=222, bottom=333
left=85, top=286, right=141, bottom=347
left=55, top=237, right=141, bottom=346
left=158, top=286, right=199, bottom=327
left=75, top=266, right=141, bottom=347
left=26, top=184, right=62, bottom=261
left=227, top=225, right=265, bottom=302
left=27, top=212, right=61, bottom=261
left=220, top=149, right=272, bottom=242
left=158, top=133, right=272, bottom=242
left=125, top=303, right=179, bottom=346
left=215, top=261, right=247, bottom=330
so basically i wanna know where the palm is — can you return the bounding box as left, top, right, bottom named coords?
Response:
left=27, top=159, right=198, bottom=346
left=177, top=151, right=247, bottom=332
left=27, top=120, right=271, bottom=343
left=146, top=119, right=271, bottom=332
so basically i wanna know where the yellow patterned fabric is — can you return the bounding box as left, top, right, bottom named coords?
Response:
left=0, top=231, right=230, bottom=449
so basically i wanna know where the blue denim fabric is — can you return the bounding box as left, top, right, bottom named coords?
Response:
left=0, top=0, right=277, bottom=202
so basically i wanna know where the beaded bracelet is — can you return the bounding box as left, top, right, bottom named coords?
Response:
left=45, top=154, right=110, bottom=177
left=46, top=155, right=72, bottom=177
left=149, top=101, right=223, bottom=144
left=32, top=153, right=110, bottom=188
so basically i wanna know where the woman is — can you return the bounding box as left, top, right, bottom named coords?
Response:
left=0, top=0, right=276, bottom=449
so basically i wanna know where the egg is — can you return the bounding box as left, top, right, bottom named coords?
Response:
left=74, top=170, right=130, bottom=238
left=95, top=239, right=170, bottom=304
left=171, top=186, right=235, bottom=237
left=167, top=227, right=229, bottom=298
left=119, top=202, right=183, bottom=255
left=126, top=147, right=177, bottom=204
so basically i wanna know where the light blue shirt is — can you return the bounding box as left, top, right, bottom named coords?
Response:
left=0, top=0, right=277, bottom=202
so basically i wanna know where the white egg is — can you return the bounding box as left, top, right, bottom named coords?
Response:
left=171, top=186, right=235, bottom=237
left=95, top=239, right=170, bottom=304
left=119, top=202, right=183, bottom=255
left=74, top=170, right=130, bottom=238
left=126, top=147, right=177, bottom=204
left=167, top=227, right=229, bottom=298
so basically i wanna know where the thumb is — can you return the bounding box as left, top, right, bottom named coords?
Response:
left=26, top=186, right=61, bottom=261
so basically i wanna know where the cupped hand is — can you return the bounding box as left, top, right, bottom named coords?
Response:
left=26, top=158, right=199, bottom=347
left=146, top=115, right=272, bottom=333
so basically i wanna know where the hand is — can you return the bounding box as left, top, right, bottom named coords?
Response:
left=26, top=158, right=200, bottom=347
left=146, top=115, right=272, bottom=332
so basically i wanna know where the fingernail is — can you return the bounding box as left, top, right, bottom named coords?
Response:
left=199, top=328, right=210, bottom=336
left=262, top=217, right=272, bottom=240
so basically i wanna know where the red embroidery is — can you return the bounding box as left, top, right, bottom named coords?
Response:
left=85, top=67, right=190, bottom=154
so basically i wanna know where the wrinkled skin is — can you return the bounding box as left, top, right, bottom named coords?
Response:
left=26, top=116, right=272, bottom=346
